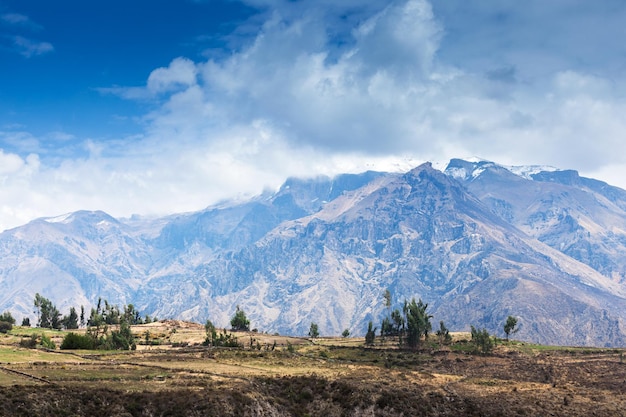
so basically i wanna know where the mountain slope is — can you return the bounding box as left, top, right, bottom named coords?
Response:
left=445, top=158, right=626, bottom=283
left=0, top=161, right=625, bottom=346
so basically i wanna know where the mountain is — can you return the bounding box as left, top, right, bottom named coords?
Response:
left=1, top=160, right=625, bottom=346
left=445, top=158, right=626, bottom=283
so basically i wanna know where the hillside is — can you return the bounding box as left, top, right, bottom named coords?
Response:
left=1, top=323, right=625, bottom=417
left=1, top=159, right=626, bottom=346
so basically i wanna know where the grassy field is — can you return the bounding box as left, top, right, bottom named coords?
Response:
left=1, top=322, right=625, bottom=416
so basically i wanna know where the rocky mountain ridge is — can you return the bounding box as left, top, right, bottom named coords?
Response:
left=1, top=159, right=625, bottom=346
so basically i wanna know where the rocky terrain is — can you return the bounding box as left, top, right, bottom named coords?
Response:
left=1, top=159, right=626, bottom=346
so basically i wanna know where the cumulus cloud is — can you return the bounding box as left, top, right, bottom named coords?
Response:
left=3, top=0, right=626, bottom=230
left=147, top=57, right=198, bottom=94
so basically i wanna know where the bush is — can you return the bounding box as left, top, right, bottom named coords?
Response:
left=61, top=332, right=95, bottom=350
left=19, top=335, right=37, bottom=348
left=0, top=321, right=12, bottom=334
left=40, top=333, right=56, bottom=349
left=470, top=326, right=494, bottom=354
left=0, top=312, right=15, bottom=325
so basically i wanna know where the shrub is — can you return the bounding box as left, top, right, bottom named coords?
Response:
left=0, top=321, right=12, bottom=334
left=470, top=326, right=494, bottom=354
left=19, top=335, right=37, bottom=348
left=0, top=312, right=15, bottom=325
left=61, top=332, right=95, bottom=350
left=40, top=333, right=56, bottom=349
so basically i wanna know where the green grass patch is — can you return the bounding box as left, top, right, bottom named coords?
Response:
left=0, top=345, right=83, bottom=363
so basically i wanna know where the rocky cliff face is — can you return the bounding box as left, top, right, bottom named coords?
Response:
left=1, top=160, right=625, bottom=346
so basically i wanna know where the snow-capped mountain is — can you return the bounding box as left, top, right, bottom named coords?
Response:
left=1, top=160, right=625, bottom=346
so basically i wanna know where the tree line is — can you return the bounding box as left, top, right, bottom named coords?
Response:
left=362, top=289, right=519, bottom=354
left=1, top=292, right=520, bottom=354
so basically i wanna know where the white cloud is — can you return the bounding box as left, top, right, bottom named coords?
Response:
left=1, top=13, right=30, bottom=25
left=13, top=35, right=54, bottom=57
left=147, top=57, right=198, bottom=94
left=0, top=150, right=25, bottom=175
left=3, top=0, right=626, bottom=231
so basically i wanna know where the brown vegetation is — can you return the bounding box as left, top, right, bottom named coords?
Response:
left=0, top=322, right=625, bottom=416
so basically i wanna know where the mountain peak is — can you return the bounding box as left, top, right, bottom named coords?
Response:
left=444, top=158, right=561, bottom=183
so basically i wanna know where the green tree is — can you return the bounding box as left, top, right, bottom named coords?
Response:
left=0, top=311, right=15, bottom=324
left=204, top=319, right=239, bottom=347
left=342, top=328, right=350, bottom=338
left=62, top=307, right=79, bottom=330
left=503, top=316, right=519, bottom=341
left=0, top=311, right=15, bottom=333
left=105, top=319, right=135, bottom=350
left=383, top=289, right=392, bottom=310
left=380, top=316, right=394, bottom=338
left=33, top=293, right=61, bottom=329
left=391, top=308, right=405, bottom=336
left=471, top=325, right=494, bottom=354
left=230, top=305, right=250, bottom=331
left=21, top=317, right=31, bottom=327
left=365, top=321, right=377, bottom=346
left=123, top=304, right=143, bottom=325
left=308, top=322, right=319, bottom=338
left=403, top=298, right=432, bottom=349
left=79, top=305, right=85, bottom=328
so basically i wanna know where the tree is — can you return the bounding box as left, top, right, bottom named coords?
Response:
left=436, top=320, right=452, bottom=345
left=0, top=311, right=15, bottom=325
left=21, top=317, right=31, bottom=327
left=230, top=305, right=250, bottom=331
left=124, top=304, right=143, bottom=325
left=342, top=329, right=350, bottom=338
left=0, top=311, right=15, bottom=333
left=503, top=316, right=519, bottom=341
left=80, top=305, right=85, bottom=328
left=62, top=307, right=79, bottom=330
left=383, top=289, right=392, bottom=311
left=403, top=298, right=432, bottom=349
left=33, top=293, right=61, bottom=329
left=380, top=316, right=394, bottom=338
left=204, top=319, right=240, bottom=347
left=471, top=325, right=494, bottom=354
left=391, top=308, right=405, bottom=336
left=105, top=319, right=135, bottom=350
left=365, top=321, right=377, bottom=346
left=308, top=322, right=319, bottom=338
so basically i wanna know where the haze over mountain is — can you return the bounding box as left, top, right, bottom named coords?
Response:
left=1, top=158, right=625, bottom=347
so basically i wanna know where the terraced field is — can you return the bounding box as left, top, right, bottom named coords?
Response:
left=1, top=322, right=625, bottom=416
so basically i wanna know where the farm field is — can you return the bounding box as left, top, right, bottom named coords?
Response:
left=1, top=321, right=625, bottom=416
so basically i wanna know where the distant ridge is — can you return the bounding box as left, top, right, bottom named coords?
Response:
left=1, top=159, right=625, bottom=346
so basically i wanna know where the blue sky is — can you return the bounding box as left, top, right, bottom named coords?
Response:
left=1, top=0, right=626, bottom=230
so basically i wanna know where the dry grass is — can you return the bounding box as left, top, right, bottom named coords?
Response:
left=1, top=322, right=625, bottom=416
